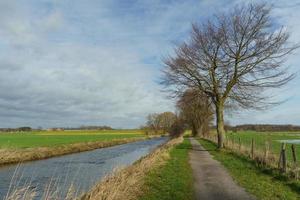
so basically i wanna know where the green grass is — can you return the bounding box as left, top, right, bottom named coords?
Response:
left=225, top=131, right=300, bottom=164
left=140, top=139, right=194, bottom=200
left=0, top=130, right=145, bottom=148
left=199, top=138, right=300, bottom=200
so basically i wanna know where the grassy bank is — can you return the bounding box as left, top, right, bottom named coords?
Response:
left=0, top=130, right=144, bottom=148
left=139, top=138, right=194, bottom=200
left=81, top=137, right=184, bottom=200
left=199, top=138, right=300, bottom=200
left=0, top=131, right=147, bottom=166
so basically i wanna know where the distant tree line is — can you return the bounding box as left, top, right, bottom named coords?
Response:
left=62, top=125, right=113, bottom=130
left=229, top=124, right=300, bottom=132
left=0, top=127, right=33, bottom=132
left=0, top=125, right=114, bottom=133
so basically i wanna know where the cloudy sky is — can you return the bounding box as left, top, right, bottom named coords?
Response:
left=0, top=0, right=299, bottom=128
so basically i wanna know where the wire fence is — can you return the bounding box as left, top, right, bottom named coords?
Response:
left=204, top=133, right=300, bottom=180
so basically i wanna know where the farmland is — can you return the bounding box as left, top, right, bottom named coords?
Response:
left=0, top=129, right=145, bottom=149
left=0, top=129, right=147, bottom=165
left=225, top=131, right=300, bottom=164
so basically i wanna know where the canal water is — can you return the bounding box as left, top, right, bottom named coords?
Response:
left=0, top=137, right=168, bottom=199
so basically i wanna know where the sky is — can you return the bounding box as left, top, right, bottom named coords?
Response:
left=0, top=0, right=299, bottom=128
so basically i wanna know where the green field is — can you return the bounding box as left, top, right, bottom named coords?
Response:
left=0, top=130, right=145, bottom=148
left=225, top=131, right=300, bottom=164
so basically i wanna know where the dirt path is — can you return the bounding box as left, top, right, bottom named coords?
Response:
left=189, top=138, right=256, bottom=200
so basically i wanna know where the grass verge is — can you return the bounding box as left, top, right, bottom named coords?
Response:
left=81, top=137, right=193, bottom=200
left=139, top=138, right=194, bottom=200
left=198, top=138, right=300, bottom=200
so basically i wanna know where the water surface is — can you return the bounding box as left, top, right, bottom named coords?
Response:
left=278, top=139, right=300, bottom=144
left=0, top=137, right=168, bottom=199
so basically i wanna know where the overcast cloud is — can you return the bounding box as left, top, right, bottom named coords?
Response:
left=0, top=0, right=299, bottom=128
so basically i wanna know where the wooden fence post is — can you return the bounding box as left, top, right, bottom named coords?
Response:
left=278, top=143, right=283, bottom=169
left=292, top=144, right=297, bottom=163
left=291, top=144, right=298, bottom=179
left=251, top=138, right=254, bottom=159
left=264, top=141, right=269, bottom=165
left=282, top=143, right=287, bottom=173
left=278, top=143, right=287, bottom=173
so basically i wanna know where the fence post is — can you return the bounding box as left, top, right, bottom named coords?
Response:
left=292, top=144, right=297, bottom=163
left=264, top=141, right=269, bottom=165
left=291, top=144, right=298, bottom=179
left=239, top=137, right=241, bottom=151
left=282, top=143, right=287, bottom=173
left=278, top=143, right=283, bottom=169
left=251, top=138, right=255, bottom=159
left=278, top=143, right=287, bottom=173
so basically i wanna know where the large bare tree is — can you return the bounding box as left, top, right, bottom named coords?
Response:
left=162, top=3, right=297, bottom=148
left=177, top=89, right=213, bottom=137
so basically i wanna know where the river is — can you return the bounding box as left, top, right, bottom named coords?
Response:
left=0, top=137, right=168, bottom=199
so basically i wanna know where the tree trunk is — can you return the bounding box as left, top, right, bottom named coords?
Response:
left=192, top=124, right=197, bottom=136
left=216, top=103, right=225, bottom=148
left=197, top=124, right=203, bottom=137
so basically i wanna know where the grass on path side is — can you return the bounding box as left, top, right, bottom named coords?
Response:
left=199, top=139, right=300, bottom=200
left=139, top=138, right=194, bottom=200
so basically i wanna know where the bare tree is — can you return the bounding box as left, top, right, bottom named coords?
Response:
left=158, top=112, right=177, bottom=134
left=145, top=112, right=176, bottom=134
left=162, top=3, right=297, bottom=148
left=177, top=89, right=213, bottom=137
left=146, top=113, right=161, bottom=134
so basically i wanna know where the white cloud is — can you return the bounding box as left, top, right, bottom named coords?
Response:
left=0, top=0, right=299, bottom=128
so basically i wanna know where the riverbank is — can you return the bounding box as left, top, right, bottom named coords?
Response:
left=0, top=137, right=147, bottom=166
left=81, top=137, right=191, bottom=200
left=199, top=138, right=300, bottom=200
left=139, top=138, right=194, bottom=200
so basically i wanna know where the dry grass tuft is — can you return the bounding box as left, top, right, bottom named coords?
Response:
left=81, top=137, right=183, bottom=200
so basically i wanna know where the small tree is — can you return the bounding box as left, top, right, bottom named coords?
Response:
left=162, top=3, right=297, bottom=148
